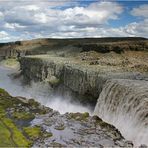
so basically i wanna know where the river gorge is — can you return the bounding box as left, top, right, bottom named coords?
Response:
left=0, top=38, right=148, bottom=147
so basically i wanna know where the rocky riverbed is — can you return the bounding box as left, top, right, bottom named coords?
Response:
left=0, top=88, right=133, bottom=147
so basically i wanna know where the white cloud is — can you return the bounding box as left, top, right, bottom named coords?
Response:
left=34, top=13, right=48, bottom=23
left=1, top=1, right=123, bottom=27
left=0, top=1, right=147, bottom=42
left=0, top=31, right=8, bottom=37
left=0, top=31, right=10, bottom=41
left=131, top=4, right=148, bottom=18
left=127, top=4, right=148, bottom=38
left=23, top=5, right=40, bottom=11
left=0, top=11, right=4, bottom=21
left=56, top=1, right=123, bottom=26
left=0, top=11, right=3, bottom=17
left=4, top=23, right=26, bottom=30
left=124, top=19, right=148, bottom=37
left=0, top=1, right=125, bottom=42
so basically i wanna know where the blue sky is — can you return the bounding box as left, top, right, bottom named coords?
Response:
left=0, top=0, right=147, bottom=42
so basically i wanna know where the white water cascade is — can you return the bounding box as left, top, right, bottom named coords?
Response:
left=94, top=79, right=148, bottom=146
left=0, top=66, right=91, bottom=114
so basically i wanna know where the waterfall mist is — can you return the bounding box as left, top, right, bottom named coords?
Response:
left=94, top=79, right=148, bottom=146
left=0, top=66, right=91, bottom=114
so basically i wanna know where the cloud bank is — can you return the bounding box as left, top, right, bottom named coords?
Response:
left=0, top=1, right=147, bottom=42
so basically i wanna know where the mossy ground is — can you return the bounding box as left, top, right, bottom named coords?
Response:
left=1, top=118, right=31, bottom=147
left=0, top=88, right=42, bottom=147
left=0, top=120, right=15, bottom=147
left=0, top=88, right=32, bottom=147
left=23, top=126, right=42, bottom=140
left=0, top=113, right=31, bottom=147
left=69, top=112, right=89, bottom=121
left=12, top=111, right=35, bottom=120
left=23, top=126, right=53, bottom=140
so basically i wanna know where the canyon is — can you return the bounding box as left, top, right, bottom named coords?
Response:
left=0, top=37, right=148, bottom=147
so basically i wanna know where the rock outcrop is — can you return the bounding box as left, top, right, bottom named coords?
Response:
left=0, top=42, right=26, bottom=60
left=19, top=55, right=148, bottom=105
left=0, top=88, right=133, bottom=147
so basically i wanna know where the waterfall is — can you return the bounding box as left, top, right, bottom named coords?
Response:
left=94, top=79, right=148, bottom=146
left=0, top=66, right=91, bottom=114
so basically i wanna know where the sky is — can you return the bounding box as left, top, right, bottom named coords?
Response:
left=0, top=0, right=148, bottom=42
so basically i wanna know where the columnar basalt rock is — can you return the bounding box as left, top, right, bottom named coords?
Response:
left=19, top=56, right=108, bottom=104
left=19, top=55, right=148, bottom=105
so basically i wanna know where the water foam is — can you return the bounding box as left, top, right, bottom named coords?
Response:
left=94, top=79, right=148, bottom=146
left=0, top=66, right=91, bottom=114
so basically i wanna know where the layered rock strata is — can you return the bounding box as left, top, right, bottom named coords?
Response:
left=20, top=55, right=148, bottom=105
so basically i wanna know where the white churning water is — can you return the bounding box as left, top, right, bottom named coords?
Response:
left=94, top=79, right=148, bottom=146
left=0, top=66, right=91, bottom=114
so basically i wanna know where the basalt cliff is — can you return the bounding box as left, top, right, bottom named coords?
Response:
left=0, top=37, right=148, bottom=146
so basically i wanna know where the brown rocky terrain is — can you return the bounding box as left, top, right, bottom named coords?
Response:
left=0, top=37, right=147, bottom=59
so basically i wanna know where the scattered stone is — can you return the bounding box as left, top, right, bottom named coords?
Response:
left=0, top=87, right=135, bottom=147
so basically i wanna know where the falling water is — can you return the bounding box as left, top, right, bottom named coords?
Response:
left=0, top=66, right=91, bottom=114
left=94, top=79, right=148, bottom=146
left=1, top=65, right=148, bottom=145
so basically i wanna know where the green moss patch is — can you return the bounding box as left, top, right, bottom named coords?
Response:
left=23, top=126, right=53, bottom=140
left=23, top=126, right=42, bottom=140
left=12, top=111, right=35, bottom=120
left=0, top=118, right=31, bottom=147
left=0, top=120, right=15, bottom=147
left=0, top=88, right=36, bottom=147
left=28, top=99, right=40, bottom=107
left=69, top=112, right=89, bottom=121
left=0, top=88, right=9, bottom=96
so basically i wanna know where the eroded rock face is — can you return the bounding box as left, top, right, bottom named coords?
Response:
left=0, top=48, right=26, bottom=61
left=19, top=56, right=106, bottom=104
left=0, top=88, right=133, bottom=147
left=19, top=55, right=148, bottom=105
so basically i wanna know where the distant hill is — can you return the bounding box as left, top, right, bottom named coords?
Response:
left=0, top=37, right=147, bottom=59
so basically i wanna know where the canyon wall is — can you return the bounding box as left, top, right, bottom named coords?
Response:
left=19, top=55, right=148, bottom=105
left=0, top=42, right=26, bottom=60
left=20, top=56, right=105, bottom=105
